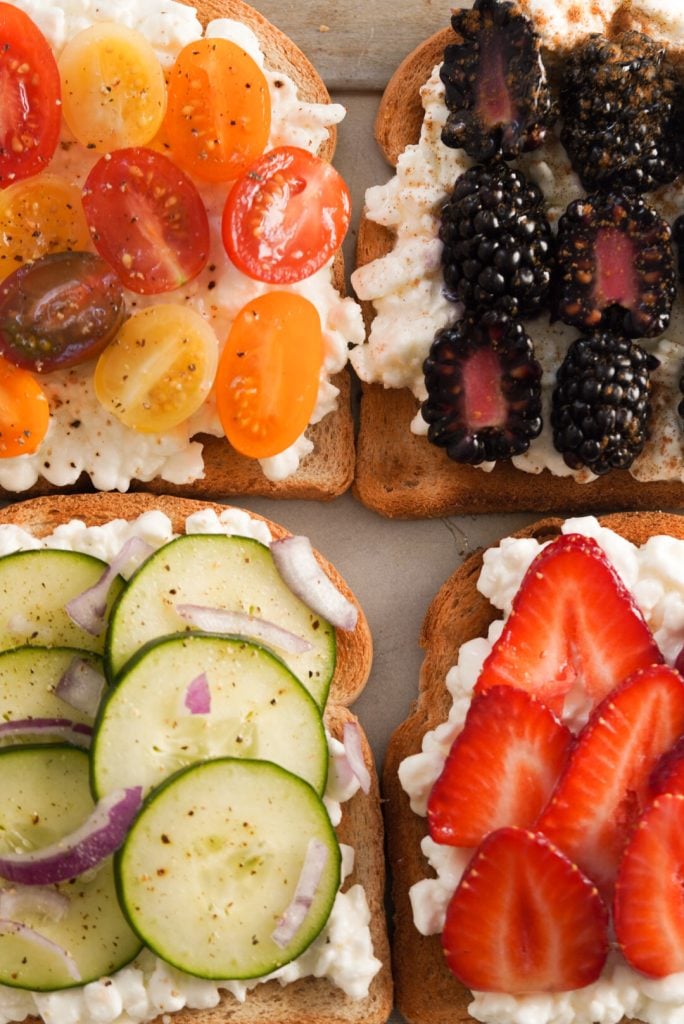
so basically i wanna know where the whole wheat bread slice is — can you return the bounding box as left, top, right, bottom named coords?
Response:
left=0, top=492, right=392, bottom=1024
left=354, top=6, right=684, bottom=519
left=383, top=510, right=684, bottom=1024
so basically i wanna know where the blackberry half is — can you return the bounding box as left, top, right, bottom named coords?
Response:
left=551, top=333, right=658, bottom=476
left=440, top=0, right=554, bottom=162
left=439, top=162, right=553, bottom=318
left=553, top=190, right=675, bottom=339
left=422, top=312, right=542, bottom=465
left=560, top=32, right=680, bottom=193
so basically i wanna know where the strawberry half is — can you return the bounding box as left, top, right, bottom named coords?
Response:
left=474, top=534, right=662, bottom=717
left=442, top=827, right=608, bottom=993
left=537, top=665, right=684, bottom=897
left=615, top=793, right=684, bottom=977
left=428, top=686, right=573, bottom=847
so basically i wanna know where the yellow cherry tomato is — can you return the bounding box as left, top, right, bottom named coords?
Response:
left=0, top=356, right=49, bottom=457
left=0, top=175, right=92, bottom=281
left=94, top=305, right=218, bottom=433
left=58, top=23, right=166, bottom=152
left=215, top=292, right=324, bottom=459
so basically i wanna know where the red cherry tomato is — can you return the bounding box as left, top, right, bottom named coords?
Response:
left=222, top=147, right=351, bottom=284
left=82, top=147, right=210, bottom=295
left=0, top=4, right=61, bottom=188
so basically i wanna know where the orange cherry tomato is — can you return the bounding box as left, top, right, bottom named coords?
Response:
left=215, top=292, right=323, bottom=459
left=163, top=39, right=270, bottom=182
left=0, top=356, right=49, bottom=457
left=0, top=3, right=61, bottom=187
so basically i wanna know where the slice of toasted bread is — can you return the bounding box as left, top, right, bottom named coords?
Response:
left=0, top=492, right=391, bottom=1024
left=383, top=510, right=684, bottom=1024
left=354, top=7, right=684, bottom=519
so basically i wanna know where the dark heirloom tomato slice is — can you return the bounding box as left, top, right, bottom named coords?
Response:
left=222, top=147, right=352, bottom=284
left=0, top=3, right=61, bottom=187
left=82, top=147, right=210, bottom=295
left=0, top=251, right=125, bottom=373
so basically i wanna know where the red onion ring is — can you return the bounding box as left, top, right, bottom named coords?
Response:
left=66, top=537, right=153, bottom=636
left=55, top=658, right=106, bottom=717
left=0, top=787, right=142, bottom=885
left=271, top=536, right=358, bottom=632
left=0, top=718, right=93, bottom=749
left=184, top=672, right=211, bottom=715
left=0, top=919, right=80, bottom=980
left=271, top=839, right=329, bottom=949
left=342, top=722, right=371, bottom=794
left=175, top=604, right=313, bottom=654
left=0, top=885, right=69, bottom=922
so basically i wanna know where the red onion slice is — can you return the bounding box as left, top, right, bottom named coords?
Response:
left=271, top=536, right=358, bottom=632
left=176, top=604, right=312, bottom=654
left=55, top=658, right=106, bottom=718
left=0, top=718, right=93, bottom=749
left=0, top=885, right=69, bottom=922
left=0, top=787, right=142, bottom=885
left=342, top=722, right=371, bottom=794
left=272, top=839, right=329, bottom=949
left=184, top=672, right=211, bottom=715
left=0, top=919, right=80, bottom=980
left=66, top=537, right=153, bottom=636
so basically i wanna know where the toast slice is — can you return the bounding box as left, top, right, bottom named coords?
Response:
left=0, top=492, right=392, bottom=1024
left=353, top=4, right=684, bottom=518
left=0, top=0, right=357, bottom=503
left=383, top=510, right=684, bottom=1024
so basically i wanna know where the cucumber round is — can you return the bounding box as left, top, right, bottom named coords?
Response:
left=0, top=646, right=103, bottom=746
left=0, top=550, right=123, bottom=655
left=117, top=758, right=341, bottom=980
left=91, top=634, right=328, bottom=798
left=105, top=534, right=336, bottom=705
left=0, top=745, right=142, bottom=990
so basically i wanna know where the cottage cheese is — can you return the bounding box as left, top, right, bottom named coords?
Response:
left=0, top=508, right=382, bottom=1024
left=350, top=7, right=684, bottom=484
left=399, top=515, right=684, bottom=1024
left=0, top=0, right=364, bottom=492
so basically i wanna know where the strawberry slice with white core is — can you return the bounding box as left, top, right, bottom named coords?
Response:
left=537, top=665, right=684, bottom=897
left=442, top=827, right=609, bottom=993
left=474, top=534, right=662, bottom=717
left=428, top=686, right=572, bottom=847
left=614, top=793, right=684, bottom=977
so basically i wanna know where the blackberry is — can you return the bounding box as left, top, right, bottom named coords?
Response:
left=560, top=32, right=679, bottom=193
left=422, top=311, right=542, bottom=465
left=439, top=162, right=553, bottom=318
left=440, top=0, right=554, bottom=162
left=551, top=333, right=659, bottom=476
left=553, top=190, right=675, bottom=339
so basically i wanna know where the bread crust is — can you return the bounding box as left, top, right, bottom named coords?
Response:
left=354, top=14, right=684, bottom=519
left=0, top=491, right=391, bottom=1024
left=383, top=510, right=684, bottom=1024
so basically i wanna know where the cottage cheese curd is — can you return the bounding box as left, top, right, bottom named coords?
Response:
left=399, top=515, right=684, bottom=1024
left=0, top=508, right=382, bottom=1024
left=0, top=0, right=364, bottom=492
left=350, top=6, right=684, bottom=484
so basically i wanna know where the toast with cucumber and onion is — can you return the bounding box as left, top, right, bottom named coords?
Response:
left=0, top=493, right=391, bottom=1024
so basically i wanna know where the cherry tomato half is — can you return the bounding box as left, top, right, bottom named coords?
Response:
left=215, top=292, right=323, bottom=459
left=223, top=147, right=351, bottom=284
left=0, top=252, right=125, bottom=373
left=163, top=38, right=270, bottom=183
left=82, top=147, right=210, bottom=295
left=0, top=356, right=49, bottom=457
left=0, top=3, right=61, bottom=187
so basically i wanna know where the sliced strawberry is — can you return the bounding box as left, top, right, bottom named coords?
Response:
left=537, top=665, right=684, bottom=897
left=474, top=534, right=662, bottom=717
left=428, top=686, right=573, bottom=847
left=442, top=827, right=608, bottom=993
left=649, top=733, right=684, bottom=800
left=615, top=793, right=684, bottom=977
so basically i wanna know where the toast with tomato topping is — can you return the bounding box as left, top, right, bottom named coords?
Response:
left=0, top=491, right=391, bottom=1024
left=383, top=510, right=684, bottom=1024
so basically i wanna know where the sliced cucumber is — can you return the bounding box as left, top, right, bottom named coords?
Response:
left=105, top=534, right=336, bottom=705
left=117, top=758, right=341, bottom=980
left=91, top=634, right=328, bottom=799
left=0, top=646, right=103, bottom=746
left=0, top=550, right=123, bottom=655
left=0, top=745, right=142, bottom=990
